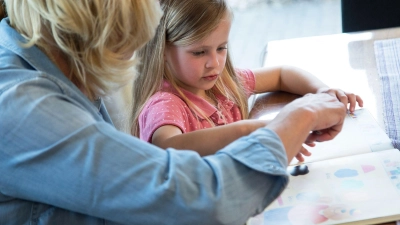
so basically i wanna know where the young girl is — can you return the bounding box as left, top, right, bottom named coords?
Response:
left=132, top=0, right=363, bottom=157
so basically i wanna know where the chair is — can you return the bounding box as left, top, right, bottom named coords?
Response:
left=341, top=0, right=400, bottom=33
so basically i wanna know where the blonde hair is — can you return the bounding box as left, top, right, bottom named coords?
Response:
left=132, top=0, right=249, bottom=137
left=4, top=0, right=162, bottom=101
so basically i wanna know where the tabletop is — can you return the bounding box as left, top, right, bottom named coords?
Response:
left=249, top=27, right=400, bottom=130
left=249, top=27, right=400, bottom=225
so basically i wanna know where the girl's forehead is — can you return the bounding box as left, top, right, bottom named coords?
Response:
left=197, top=19, right=231, bottom=44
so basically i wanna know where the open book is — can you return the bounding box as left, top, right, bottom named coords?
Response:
left=247, top=108, right=400, bottom=225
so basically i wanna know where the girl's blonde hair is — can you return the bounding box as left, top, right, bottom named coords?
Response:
left=132, top=0, right=249, bottom=137
left=4, top=0, right=162, bottom=101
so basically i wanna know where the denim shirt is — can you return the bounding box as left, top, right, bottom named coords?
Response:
left=0, top=18, right=289, bottom=225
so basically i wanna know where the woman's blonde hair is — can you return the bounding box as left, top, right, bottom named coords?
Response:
left=132, top=0, right=249, bottom=137
left=4, top=0, right=162, bottom=101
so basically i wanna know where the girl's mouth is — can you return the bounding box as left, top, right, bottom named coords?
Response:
left=203, top=74, right=218, bottom=80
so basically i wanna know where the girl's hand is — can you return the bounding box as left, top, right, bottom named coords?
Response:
left=317, top=88, right=363, bottom=113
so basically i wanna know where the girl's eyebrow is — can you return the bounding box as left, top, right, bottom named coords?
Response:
left=192, top=41, right=229, bottom=49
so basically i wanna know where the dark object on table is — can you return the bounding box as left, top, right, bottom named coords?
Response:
left=289, top=164, right=309, bottom=176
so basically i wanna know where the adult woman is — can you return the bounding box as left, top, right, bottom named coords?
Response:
left=0, top=0, right=346, bottom=224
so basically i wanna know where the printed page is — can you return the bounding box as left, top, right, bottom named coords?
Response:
left=290, top=108, right=393, bottom=166
left=248, top=148, right=400, bottom=225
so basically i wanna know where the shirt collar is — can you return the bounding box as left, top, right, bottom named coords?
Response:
left=0, top=18, right=95, bottom=103
left=1, top=19, right=70, bottom=81
left=162, top=80, right=234, bottom=119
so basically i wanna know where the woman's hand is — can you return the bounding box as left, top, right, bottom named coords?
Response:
left=267, top=93, right=347, bottom=162
left=317, top=87, right=363, bottom=113
left=294, top=144, right=313, bottom=162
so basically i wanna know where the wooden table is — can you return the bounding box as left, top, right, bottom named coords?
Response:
left=249, top=27, right=400, bottom=225
left=249, top=27, right=400, bottom=130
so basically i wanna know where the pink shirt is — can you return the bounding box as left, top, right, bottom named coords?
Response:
left=139, top=69, right=256, bottom=142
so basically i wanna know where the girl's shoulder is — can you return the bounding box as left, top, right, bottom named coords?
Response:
left=234, top=68, right=256, bottom=93
left=139, top=90, right=192, bottom=123
left=235, top=68, right=254, bottom=79
left=145, top=91, right=187, bottom=108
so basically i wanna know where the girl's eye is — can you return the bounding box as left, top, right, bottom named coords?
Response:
left=192, top=51, right=205, bottom=56
left=218, top=47, right=228, bottom=51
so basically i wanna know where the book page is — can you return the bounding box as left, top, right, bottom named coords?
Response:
left=290, top=108, right=393, bottom=166
left=248, top=148, right=400, bottom=225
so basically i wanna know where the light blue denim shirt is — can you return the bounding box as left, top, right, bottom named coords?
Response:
left=0, top=18, right=289, bottom=225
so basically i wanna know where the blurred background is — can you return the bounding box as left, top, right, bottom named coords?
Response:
left=227, top=0, right=341, bottom=68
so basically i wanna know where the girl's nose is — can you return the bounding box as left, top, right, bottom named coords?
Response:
left=206, top=52, right=219, bottom=68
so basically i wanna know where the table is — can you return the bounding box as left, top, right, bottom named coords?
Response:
left=249, top=27, right=400, bottom=225
left=249, top=27, right=400, bottom=130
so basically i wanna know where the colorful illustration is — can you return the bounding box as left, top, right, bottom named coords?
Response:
left=340, top=180, right=364, bottom=190
left=382, top=159, right=400, bottom=193
left=334, top=168, right=358, bottom=178
left=361, top=165, right=375, bottom=173
left=263, top=204, right=361, bottom=225
left=248, top=128, right=400, bottom=225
